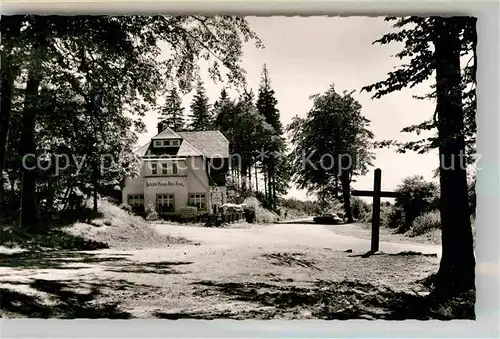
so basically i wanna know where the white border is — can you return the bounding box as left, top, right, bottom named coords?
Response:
left=1, top=1, right=499, bottom=338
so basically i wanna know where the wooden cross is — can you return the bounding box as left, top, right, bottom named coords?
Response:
left=351, top=168, right=401, bottom=254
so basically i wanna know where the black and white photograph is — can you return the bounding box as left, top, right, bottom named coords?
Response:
left=1, top=15, right=477, bottom=320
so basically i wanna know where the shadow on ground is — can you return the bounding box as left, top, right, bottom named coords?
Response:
left=1, top=251, right=194, bottom=318
left=1, top=250, right=193, bottom=274
left=347, top=251, right=438, bottom=258
left=0, top=251, right=130, bottom=270
left=106, top=261, right=193, bottom=274
left=154, top=279, right=475, bottom=320
left=0, top=278, right=151, bottom=318
left=275, top=220, right=315, bottom=225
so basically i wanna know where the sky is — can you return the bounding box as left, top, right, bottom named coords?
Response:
left=137, top=16, right=440, bottom=201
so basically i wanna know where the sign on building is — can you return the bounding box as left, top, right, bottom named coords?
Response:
left=179, top=206, right=198, bottom=219
left=211, top=187, right=223, bottom=205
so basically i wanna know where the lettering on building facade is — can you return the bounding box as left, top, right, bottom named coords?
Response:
left=145, top=180, right=185, bottom=188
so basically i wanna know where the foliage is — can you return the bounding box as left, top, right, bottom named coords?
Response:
left=363, top=16, right=476, bottom=293
left=350, top=197, right=370, bottom=220
left=287, top=84, right=374, bottom=221
left=242, top=196, right=278, bottom=224
left=159, top=87, right=185, bottom=131
left=188, top=80, right=213, bottom=131
left=361, top=17, right=476, bottom=163
left=393, top=175, right=439, bottom=233
left=144, top=202, right=159, bottom=221
left=256, top=64, right=289, bottom=210
left=1, top=15, right=262, bottom=229
left=280, top=197, right=320, bottom=216
left=407, top=210, right=441, bottom=237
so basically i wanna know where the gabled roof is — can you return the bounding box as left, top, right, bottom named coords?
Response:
left=151, top=127, right=182, bottom=140
left=135, top=130, right=229, bottom=159
left=177, top=139, right=203, bottom=157
left=135, top=142, right=151, bottom=157
left=177, top=130, right=229, bottom=158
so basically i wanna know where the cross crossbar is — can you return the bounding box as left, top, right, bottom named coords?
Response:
left=351, top=190, right=401, bottom=199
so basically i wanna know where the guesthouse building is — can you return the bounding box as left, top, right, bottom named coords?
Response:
left=122, top=124, right=229, bottom=218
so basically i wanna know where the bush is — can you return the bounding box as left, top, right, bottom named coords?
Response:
left=242, top=197, right=279, bottom=223
left=386, top=206, right=404, bottom=229
left=120, top=203, right=133, bottom=213
left=394, top=175, right=440, bottom=233
left=407, top=210, right=441, bottom=237
left=351, top=197, right=370, bottom=220
left=145, top=202, right=159, bottom=221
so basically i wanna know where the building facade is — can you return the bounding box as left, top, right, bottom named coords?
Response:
left=122, top=124, right=229, bottom=217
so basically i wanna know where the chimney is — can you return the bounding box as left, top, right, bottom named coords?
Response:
left=157, top=121, right=165, bottom=134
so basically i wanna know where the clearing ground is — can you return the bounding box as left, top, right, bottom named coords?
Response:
left=1, top=219, right=474, bottom=320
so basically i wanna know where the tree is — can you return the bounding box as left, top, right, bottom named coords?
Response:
left=2, top=15, right=263, bottom=229
left=256, top=64, right=288, bottom=209
left=159, top=87, right=185, bottom=131
left=362, top=16, right=476, bottom=294
left=287, top=84, right=374, bottom=222
left=188, top=80, right=213, bottom=131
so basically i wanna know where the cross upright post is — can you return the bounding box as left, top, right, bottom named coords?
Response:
left=351, top=168, right=400, bottom=256
left=371, top=168, right=382, bottom=252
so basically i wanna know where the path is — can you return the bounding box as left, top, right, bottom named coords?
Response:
left=153, top=220, right=442, bottom=258
left=1, top=219, right=442, bottom=319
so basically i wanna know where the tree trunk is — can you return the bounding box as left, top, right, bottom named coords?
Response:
left=263, top=171, right=268, bottom=201
left=19, top=53, right=44, bottom=230
left=92, top=166, right=99, bottom=213
left=432, top=17, right=476, bottom=294
left=267, top=164, right=273, bottom=208
left=255, top=165, right=259, bottom=192
left=248, top=164, right=252, bottom=190
left=340, top=171, right=353, bottom=223
left=271, top=174, right=277, bottom=210
left=0, top=63, right=19, bottom=217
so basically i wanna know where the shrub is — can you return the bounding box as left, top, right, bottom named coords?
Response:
left=351, top=197, right=370, bottom=220
left=386, top=205, right=404, bottom=229
left=120, top=203, right=133, bottom=213
left=242, top=197, right=278, bottom=223
left=407, top=210, right=441, bottom=237
left=394, top=175, right=440, bottom=233
left=145, top=202, right=159, bottom=221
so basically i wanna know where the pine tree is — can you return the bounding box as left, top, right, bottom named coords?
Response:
left=159, top=87, right=185, bottom=131
left=256, top=64, right=288, bottom=209
left=213, top=87, right=229, bottom=112
left=257, top=64, right=283, bottom=133
left=188, top=80, right=213, bottom=131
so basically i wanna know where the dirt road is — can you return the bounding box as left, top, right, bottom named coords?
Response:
left=1, top=220, right=442, bottom=319
left=154, top=220, right=441, bottom=256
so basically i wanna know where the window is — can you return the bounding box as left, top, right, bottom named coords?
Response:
left=151, top=163, right=157, bottom=175
left=127, top=194, right=144, bottom=206
left=158, top=162, right=179, bottom=176
left=164, top=140, right=171, bottom=147
left=189, top=193, right=206, bottom=210
left=154, top=140, right=162, bottom=147
left=157, top=194, right=174, bottom=214
left=172, top=140, right=179, bottom=146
